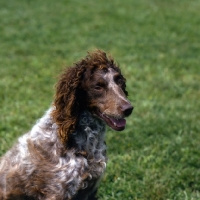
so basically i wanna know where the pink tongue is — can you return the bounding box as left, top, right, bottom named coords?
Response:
left=110, top=118, right=126, bottom=128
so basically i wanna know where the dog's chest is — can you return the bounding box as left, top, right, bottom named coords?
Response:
left=55, top=133, right=106, bottom=198
left=70, top=122, right=107, bottom=180
left=60, top=148, right=106, bottom=190
left=52, top=112, right=107, bottom=195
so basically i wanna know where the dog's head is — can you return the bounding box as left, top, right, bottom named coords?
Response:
left=52, top=50, right=133, bottom=144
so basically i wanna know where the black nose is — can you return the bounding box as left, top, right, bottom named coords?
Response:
left=121, top=104, right=134, bottom=117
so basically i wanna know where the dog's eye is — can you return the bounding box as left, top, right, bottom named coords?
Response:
left=115, top=76, right=124, bottom=86
left=117, top=79, right=124, bottom=85
left=94, top=86, right=102, bottom=90
left=94, top=83, right=105, bottom=91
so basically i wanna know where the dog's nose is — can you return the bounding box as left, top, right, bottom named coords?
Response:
left=121, top=104, right=134, bottom=117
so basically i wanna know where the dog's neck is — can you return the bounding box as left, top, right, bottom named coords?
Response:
left=40, top=108, right=107, bottom=160
left=69, top=111, right=107, bottom=160
left=76, top=111, right=106, bottom=134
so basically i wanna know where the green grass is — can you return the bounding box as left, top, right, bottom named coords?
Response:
left=0, top=0, right=200, bottom=199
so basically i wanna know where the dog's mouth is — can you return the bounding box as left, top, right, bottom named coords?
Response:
left=95, top=110, right=126, bottom=131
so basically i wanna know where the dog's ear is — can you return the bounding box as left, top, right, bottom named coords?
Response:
left=51, top=65, right=86, bottom=144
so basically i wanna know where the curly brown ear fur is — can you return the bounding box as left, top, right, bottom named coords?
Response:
left=51, top=65, right=86, bottom=144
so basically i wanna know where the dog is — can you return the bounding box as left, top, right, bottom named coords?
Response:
left=0, top=50, right=133, bottom=200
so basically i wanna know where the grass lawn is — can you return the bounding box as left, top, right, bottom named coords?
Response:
left=0, top=0, right=200, bottom=199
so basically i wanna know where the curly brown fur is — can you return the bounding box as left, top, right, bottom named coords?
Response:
left=0, top=50, right=133, bottom=200
left=51, top=65, right=86, bottom=144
